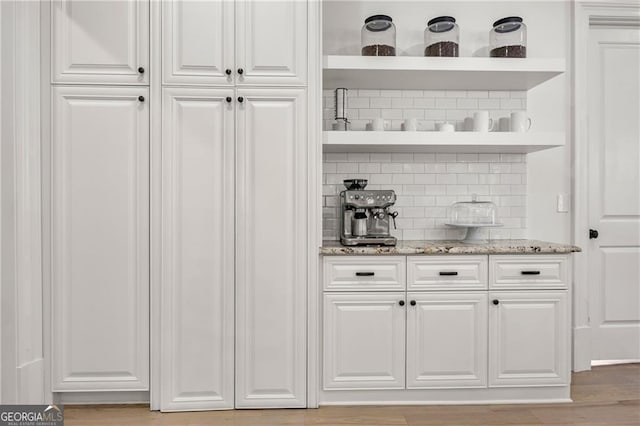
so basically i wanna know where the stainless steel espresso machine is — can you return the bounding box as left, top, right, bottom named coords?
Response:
left=340, top=179, right=398, bottom=246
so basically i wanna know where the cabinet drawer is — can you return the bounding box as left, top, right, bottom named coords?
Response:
left=489, top=255, right=568, bottom=289
left=407, top=256, right=488, bottom=290
left=323, top=257, right=406, bottom=291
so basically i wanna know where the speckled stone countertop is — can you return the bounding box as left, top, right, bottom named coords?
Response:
left=320, top=239, right=581, bottom=255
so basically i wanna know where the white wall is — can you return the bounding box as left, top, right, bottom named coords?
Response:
left=323, top=0, right=573, bottom=243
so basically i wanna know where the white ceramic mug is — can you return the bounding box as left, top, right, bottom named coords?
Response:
left=371, top=118, right=389, bottom=131
left=402, top=118, right=418, bottom=132
left=464, top=117, right=474, bottom=131
left=473, top=111, right=494, bottom=132
left=510, top=112, right=532, bottom=132
left=498, top=117, right=510, bottom=132
left=436, top=122, right=455, bottom=132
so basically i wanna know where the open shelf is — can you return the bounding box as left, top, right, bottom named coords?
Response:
left=323, top=55, right=565, bottom=90
left=322, top=131, right=565, bottom=153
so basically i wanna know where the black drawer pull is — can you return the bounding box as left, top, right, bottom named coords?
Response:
left=521, top=270, right=541, bottom=275
left=355, top=272, right=375, bottom=277
left=439, top=271, right=458, bottom=276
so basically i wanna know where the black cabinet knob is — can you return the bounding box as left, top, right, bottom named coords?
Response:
left=492, top=299, right=499, bottom=305
left=237, top=96, right=244, bottom=103
left=589, top=229, right=599, bottom=239
left=410, top=300, right=416, bottom=306
left=237, top=68, right=244, bottom=75
left=138, top=67, right=144, bottom=74
left=225, top=69, right=232, bottom=75
left=398, top=300, right=405, bottom=306
left=225, top=97, right=232, bottom=103
left=138, top=95, right=145, bottom=102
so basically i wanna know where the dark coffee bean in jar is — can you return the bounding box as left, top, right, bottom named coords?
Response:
left=490, top=45, right=526, bottom=58
left=362, top=44, right=396, bottom=56
left=425, top=41, right=459, bottom=57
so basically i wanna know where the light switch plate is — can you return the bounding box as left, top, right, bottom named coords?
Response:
left=557, top=194, right=569, bottom=213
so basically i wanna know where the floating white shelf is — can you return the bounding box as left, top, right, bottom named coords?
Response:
left=322, top=131, right=565, bottom=153
left=323, top=55, right=565, bottom=90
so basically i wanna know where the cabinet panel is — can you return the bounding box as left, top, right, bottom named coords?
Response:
left=324, top=293, right=406, bottom=390
left=162, top=0, right=234, bottom=85
left=408, top=256, right=488, bottom=291
left=323, top=256, right=406, bottom=291
left=235, top=1, right=307, bottom=85
left=406, top=292, right=488, bottom=388
left=235, top=89, right=307, bottom=408
left=160, top=88, right=235, bottom=410
left=489, top=291, right=569, bottom=387
left=52, top=0, right=149, bottom=84
left=489, top=255, right=568, bottom=290
left=51, top=86, right=149, bottom=391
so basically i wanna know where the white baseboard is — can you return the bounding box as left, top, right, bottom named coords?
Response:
left=592, top=359, right=640, bottom=366
left=573, top=325, right=592, bottom=372
left=17, top=358, right=44, bottom=404
left=55, top=391, right=150, bottom=405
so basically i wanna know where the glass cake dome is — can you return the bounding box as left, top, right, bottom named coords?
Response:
left=445, top=194, right=503, bottom=240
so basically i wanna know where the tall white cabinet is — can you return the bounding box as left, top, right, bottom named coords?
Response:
left=159, top=0, right=313, bottom=411
left=50, top=87, right=150, bottom=391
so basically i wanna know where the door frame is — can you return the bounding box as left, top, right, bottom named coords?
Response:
left=572, top=0, right=640, bottom=372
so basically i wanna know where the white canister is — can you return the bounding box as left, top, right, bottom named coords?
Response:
left=436, top=122, right=455, bottom=132
left=498, top=117, right=510, bottom=132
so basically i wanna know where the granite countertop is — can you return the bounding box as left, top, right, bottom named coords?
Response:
left=320, top=239, right=581, bottom=255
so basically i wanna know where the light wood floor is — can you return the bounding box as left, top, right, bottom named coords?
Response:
left=65, top=363, right=640, bottom=425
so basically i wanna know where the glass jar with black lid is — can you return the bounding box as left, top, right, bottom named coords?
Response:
left=361, top=14, right=396, bottom=56
left=424, top=16, right=459, bottom=57
left=490, top=16, right=527, bottom=58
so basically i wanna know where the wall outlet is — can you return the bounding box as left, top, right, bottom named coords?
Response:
left=557, top=194, right=569, bottom=213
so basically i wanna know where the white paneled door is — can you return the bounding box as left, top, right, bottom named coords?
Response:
left=588, top=27, right=640, bottom=361
left=51, top=0, right=149, bottom=84
left=51, top=86, right=149, bottom=391
left=162, top=0, right=234, bottom=85
left=235, top=1, right=307, bottom=86
left=323, top=293, right=406, bottom=390
left=235, top=89, right=307, bottom=408
left=489, top=291, right=569, bottom=387
left=406, top=292, right=487, bottom=388
left=160, top=88, right=235, bottom=410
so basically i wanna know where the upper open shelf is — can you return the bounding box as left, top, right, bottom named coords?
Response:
left=323, top=55, right=566, bottom=91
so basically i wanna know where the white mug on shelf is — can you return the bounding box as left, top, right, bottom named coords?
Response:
left=473, top=111, right=494, bottom=132
left=436, top=122, right=455, bottom=132
left=464, top=117, right=474, bottom=131
left=370, top=118, right=390, bottom=131
left=498, top=117, right=510, bottom=132
left=510, top=111, right=532, bottom=132
left=402, top=118, right=418, bottom=132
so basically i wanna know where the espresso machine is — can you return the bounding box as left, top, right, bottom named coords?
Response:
left=340, top=179, right=398, bottom=246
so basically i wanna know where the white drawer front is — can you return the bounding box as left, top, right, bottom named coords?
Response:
left=407, top=256, right=488, bottom=291
left=489, top=255, right=568, bottom=289
left=323, top=257, right=406, bottom=291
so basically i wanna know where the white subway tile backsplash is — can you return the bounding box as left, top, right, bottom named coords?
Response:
left=322, top=88, right=528, bottom=241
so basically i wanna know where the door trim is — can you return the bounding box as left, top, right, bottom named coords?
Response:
left=572, top=1, right=640, bottom=372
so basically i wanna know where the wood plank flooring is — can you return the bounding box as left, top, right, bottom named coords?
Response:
left=64, top=363, right=640, bottom=425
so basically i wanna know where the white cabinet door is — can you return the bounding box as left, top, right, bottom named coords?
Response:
left=51, top=86, right=149, bottom=391
left=160, top=88, right=235, bottom=410
left=489, top=291, right=569, bottom=387
left=52, top=0, right=149, bottom=84
left=162, top=0, right=234, bottom=85
left=406, top=292, right=487, bottom=388
left=235, top=88, right=307, bottom=408
left=235, top=1, right=307, bottom=86
left=324, top=293, right=406, bottom=390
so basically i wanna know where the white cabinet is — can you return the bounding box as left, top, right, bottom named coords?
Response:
left=323, top=293, right=406, bottom=390
left=52, top=0, right=149, bottom=84
left=162, top=0, right=234, bottom=85
left=160, top=88, right=235, bottom=410
left=488, top=291, right=569, bottom=387
left=51, top=86, right=149, bottom=391
left=235, top=88, right=307, bottom=408
left=406, top=292, right=487, bottom=389
left=162, top=0, right=307, bottom=86
left=323, top=256, right=406, bottom=292
left=235, top=1, right=307, bottom=86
